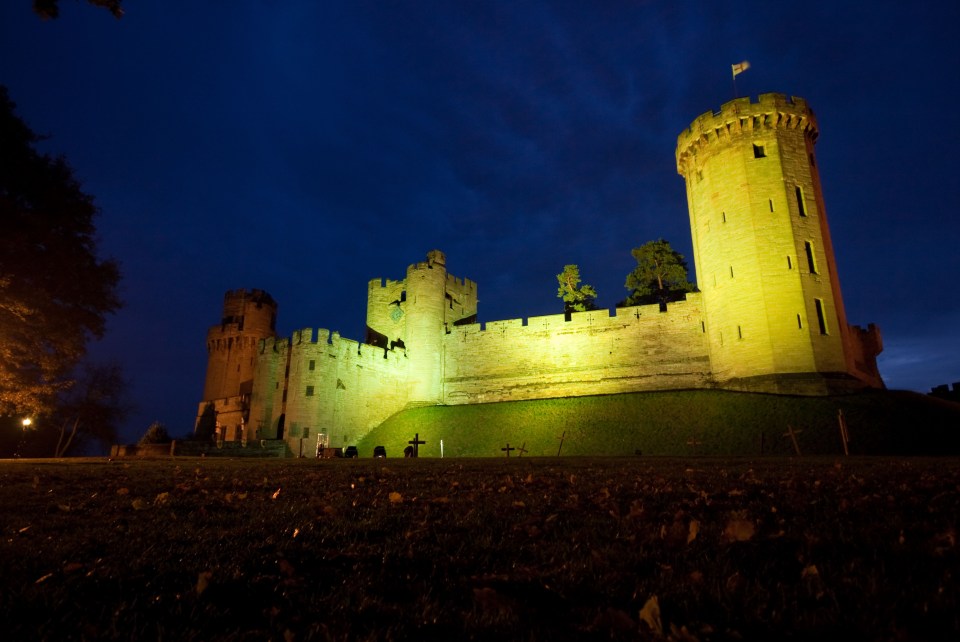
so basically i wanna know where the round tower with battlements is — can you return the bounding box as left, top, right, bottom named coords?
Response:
left=202, top=289, right=278, bottom=402
left=404, top=250, right=448, bottom=404
left=677, top=93, right=872, bottom=393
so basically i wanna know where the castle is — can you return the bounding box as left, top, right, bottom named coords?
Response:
left=196, top=94, right=884, bottom=454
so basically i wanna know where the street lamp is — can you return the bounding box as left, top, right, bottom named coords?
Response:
left=15, top=418, right=33, bottom=458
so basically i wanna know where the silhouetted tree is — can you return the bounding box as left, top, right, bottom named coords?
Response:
left=139, top=421, right=171, bottom=445
left=33, top=0, right=123, bottom=19
left=620, top=239, right=695, bottom=310
left=0, top=86, right=121, bottom=417
left=556, top=264, right=598, bottom=315
left=49, top=363, right=128, bottom=456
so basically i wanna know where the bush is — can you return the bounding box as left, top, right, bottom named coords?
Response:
left=138, top=421, right=171, bottom=445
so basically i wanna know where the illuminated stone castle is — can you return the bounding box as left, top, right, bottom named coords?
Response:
left=197, top=94, right=883, bottom=451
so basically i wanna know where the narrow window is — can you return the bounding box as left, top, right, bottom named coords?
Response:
left=787, top=255, right=793, bottom=270
left=804, top=241, right=818, bottom=274
left=308, top=359, right=315, bottom=371
left=721, top=211, right=727, bottom=223
left=701, top=321, right=705, bottom=333
left=795, top=186, right=807, bottom=217
left=753, top=144, right=766, bottom=158
left=303, top=427, right=310, bottom=439
left=737, top=325, right=743, bottom=339
left=305, top=385, right=315, bottom=397
left=729, top=266, right=734, bottom=278
left=797, top=314, right=803, bottom=329
left=769, top=199, right=774, bottom=212
left=815, top=299, right=828, bottom=335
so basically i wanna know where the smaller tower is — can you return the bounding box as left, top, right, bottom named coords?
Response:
left=202, top=289, right=278, bottom=401
left=197, top=289, right=278, bottom=441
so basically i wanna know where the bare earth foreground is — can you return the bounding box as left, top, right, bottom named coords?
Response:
left=1, top=457, right=958, bottom=641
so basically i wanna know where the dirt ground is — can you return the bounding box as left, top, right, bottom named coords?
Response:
left=1, top=456, right=958, bottom=640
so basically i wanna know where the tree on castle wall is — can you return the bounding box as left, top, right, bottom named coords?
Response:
left=0, top=86, right=121, bottom=418
left=557, top=264, right=598, bottom=314
left=620, top=239, right=695, bottom=309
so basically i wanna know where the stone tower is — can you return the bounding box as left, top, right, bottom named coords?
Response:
left=404, top=250, right=448, bottom=404
left=202, top=289, right=278, bottom=402
left=676, top=93, right=881, bottom=392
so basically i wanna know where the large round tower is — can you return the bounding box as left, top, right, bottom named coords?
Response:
left=202, top=289, right=278, bottom=401
left=676, top=93, right=862, bottom=392
left=404, top=250, right=448, bottom=404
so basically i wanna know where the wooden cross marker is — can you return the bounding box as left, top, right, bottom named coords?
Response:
left=408, top=433, right=426, bottom=458
left=783, top=425, right=803, bottom=457
left=837, top=410, right=850, bottom=456
left=556, top=430, right=567, bottom=457
left=501, top=443, right=516, bottom=457
left=516, top=442, right=528, bottom=457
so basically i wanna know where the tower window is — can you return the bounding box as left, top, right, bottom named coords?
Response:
left=815, top=299, right=829, bottom=335
left=804, top=241, right=818, bottom=274
left=305, top=385, right=315, bottom=397
left=769, top=199, right=774, bottom=212
left=753, top=144, right=766, bottom=158
left=730, top=266, right=734, bottom=278
left=737, top=325, right=743, bottom=339
left=797, top=314, right=803, bottom=329
left=796, top=186, right=807, bottom=217
left=701, top=321, right=705, bottom=333
left=787, top=255, right=793, bottom=270
left=721, top=211, right=726, bottom=223
left=308, top=360, right=315, bottom=371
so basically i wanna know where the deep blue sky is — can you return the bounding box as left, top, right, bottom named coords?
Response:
left=2, top=1, right=958, bottom=445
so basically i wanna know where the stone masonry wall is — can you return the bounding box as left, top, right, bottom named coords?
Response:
left=443, top=295, right=713, bottom=404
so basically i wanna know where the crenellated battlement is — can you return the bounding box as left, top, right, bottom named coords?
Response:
left=676, top=93, right=818, bottom=174
left=259, top=336, right=289, bottom=353
left=223, top=288, right=275, bottom=305
left=451, top=295, right=702, bottom=337
left=446, top=273, right=477, bottom=292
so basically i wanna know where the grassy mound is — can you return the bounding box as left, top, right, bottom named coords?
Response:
left=357, top=389, right=960, bottom=458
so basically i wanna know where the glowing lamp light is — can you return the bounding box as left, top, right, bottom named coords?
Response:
left=21, top=418, right=32, bottom=430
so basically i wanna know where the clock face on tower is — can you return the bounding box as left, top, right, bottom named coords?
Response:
left=390, top=306, right=404, bottom=322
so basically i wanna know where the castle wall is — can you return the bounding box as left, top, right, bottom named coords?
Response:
left=443, top=296, right=712, bottom=404
left=277, top=328, right=409, bottom=452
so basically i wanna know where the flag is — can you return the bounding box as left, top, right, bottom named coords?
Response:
left=732, top=61, right=751, bottom=77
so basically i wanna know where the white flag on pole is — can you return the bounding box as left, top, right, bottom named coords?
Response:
left=732, top=61, right=751, bottom=77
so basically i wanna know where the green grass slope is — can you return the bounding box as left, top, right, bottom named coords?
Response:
left=357, top=389, right=960, bottom=458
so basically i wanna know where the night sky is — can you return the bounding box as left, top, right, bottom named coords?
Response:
left=1, top=1, right=958, bottom=446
